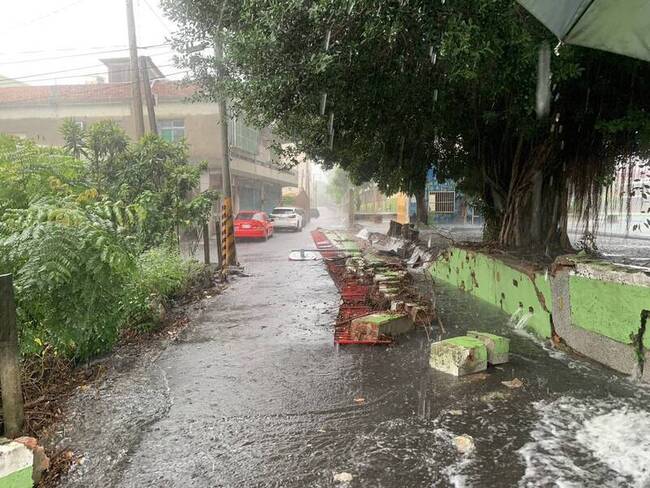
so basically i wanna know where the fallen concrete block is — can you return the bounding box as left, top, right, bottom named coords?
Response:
left=429, top=337, right=487, bottom=376
left=0, top=438, right=34, bottom=488
left=350, top=312, right=414, bottom=341
left=467, top=331, right=510, bottom=365
left=14, top=437, right=49, bottom=484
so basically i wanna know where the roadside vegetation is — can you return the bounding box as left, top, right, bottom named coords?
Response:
left=0, top=121, right=218, bottom=361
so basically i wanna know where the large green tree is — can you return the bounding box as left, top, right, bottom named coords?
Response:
left=163, top=0, right=650, bottom=254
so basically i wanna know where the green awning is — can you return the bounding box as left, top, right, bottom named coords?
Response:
left=517, top=0, right=650, bottom=62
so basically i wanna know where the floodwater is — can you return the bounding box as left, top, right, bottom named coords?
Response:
left=58, top=208, right=650, bottom=488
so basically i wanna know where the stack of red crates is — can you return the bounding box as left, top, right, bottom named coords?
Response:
left=311, top=229, right=392, bottom=345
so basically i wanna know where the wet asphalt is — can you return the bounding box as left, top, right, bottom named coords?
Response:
left=59, top=208, right=650, bottom=488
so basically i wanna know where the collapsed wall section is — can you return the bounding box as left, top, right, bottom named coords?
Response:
left=428, top=248, right=650, bottom=380
left=428, top=248, right=553, bottom=338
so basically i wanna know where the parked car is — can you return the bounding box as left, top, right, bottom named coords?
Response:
left=234, top=211, right=274, bottom=240
left=270, top=206, right=304, bottom=231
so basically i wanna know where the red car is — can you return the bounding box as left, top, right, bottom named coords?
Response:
left=234, top=211, right=274, bottom=240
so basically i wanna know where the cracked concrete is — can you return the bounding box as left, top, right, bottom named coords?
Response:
left=550, top=266, right=641, bottom=376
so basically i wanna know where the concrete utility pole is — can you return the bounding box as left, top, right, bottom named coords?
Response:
left=140, top=58, right=157, bottom=134
left=215, top=34, right=237, bottom=267
left=126, top=0, right=145, bottom=139
left=0, top=274, right=24, bottom=438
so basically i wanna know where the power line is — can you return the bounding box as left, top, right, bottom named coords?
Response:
left=141, top=0, right=173, bottom=34
left=7, top=0, right=91, bottom=32
left=0, top=51, right=174, bottom=83
left=0, top=70, right=191, bottom=93
left=0, top=44, right=137, bottom=56
left=0, top=62, right=179, bottom=87
left=0, top=43, right=170, bottom=65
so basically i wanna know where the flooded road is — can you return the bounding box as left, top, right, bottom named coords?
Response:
left=61, top=209, right=650, bottom=487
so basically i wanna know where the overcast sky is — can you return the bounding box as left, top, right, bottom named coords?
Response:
left=0, top=0, right=180, bottom=86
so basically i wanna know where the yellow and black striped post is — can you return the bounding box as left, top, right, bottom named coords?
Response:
left=221, top=196, right=237, bottom=267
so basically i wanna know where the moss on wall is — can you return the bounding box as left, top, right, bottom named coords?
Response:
left=569, top=275, right=650, bottom=348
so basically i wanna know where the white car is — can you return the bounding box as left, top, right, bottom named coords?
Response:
left=270, top=207, right=304, bottom=231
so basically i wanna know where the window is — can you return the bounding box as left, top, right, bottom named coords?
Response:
left=429, top=191, right=455, bottom=213
left=158, top=119, right=185, bottom=142
left=229, top=117, right=259, bottom=154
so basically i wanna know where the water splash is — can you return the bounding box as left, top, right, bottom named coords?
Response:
left=328, top=112, right=335, bottom=135
left=520, top=396, right=650, bottom=487
left=508, top=307, right=532, bottom=330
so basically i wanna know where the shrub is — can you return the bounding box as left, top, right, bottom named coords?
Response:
left=122, top=248, right=207, bottom=332
left=0, top=197, right=135, bottom=360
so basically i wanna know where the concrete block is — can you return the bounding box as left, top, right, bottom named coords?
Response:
left=350, top=312, right=414, bottom=341
left=0, top=439, right=33, bottom=488
left=429, top=337, right=487, bottom=376
left=467, top=331, right=510, bottom=365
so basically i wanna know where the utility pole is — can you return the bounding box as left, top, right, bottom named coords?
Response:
left=215, top=34, right=237, bottom=267
left=126, top=0, right=145, bottom=139
left=0, top=274, right=24, bottom=438
left=140, top=57, right=157, bottom=134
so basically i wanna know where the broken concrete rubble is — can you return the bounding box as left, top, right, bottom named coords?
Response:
left=349, top=312, right=414, bottom=341
left=0, top=438, right=34, bottom=488
left=429, top=337, right=488, bottom=376
left=467, top=331, right=510, bottom=365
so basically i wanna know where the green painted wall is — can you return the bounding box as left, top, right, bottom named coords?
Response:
left=0, top=467, right=33, bottom=488
left=428, top=248, right=553, bottom=338
left=569, top=275, right=650, bottom=348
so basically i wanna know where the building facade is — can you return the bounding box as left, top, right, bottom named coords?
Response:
left=0, top=60, right=296, bottom=216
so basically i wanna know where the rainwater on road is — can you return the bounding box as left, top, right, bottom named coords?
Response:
left=64, top=209, right=650, bottom=487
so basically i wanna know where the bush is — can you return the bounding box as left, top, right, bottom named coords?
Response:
left=0, top=198, right=135, bottom=360
left=0, top=128, right=216, bottom=361
left=122, top=248, right=207, bottom=332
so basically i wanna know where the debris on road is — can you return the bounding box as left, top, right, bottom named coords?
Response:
left=430, top=337, right=488, bottom=376
left=480, top=391, right=510, bottom=403
left=334, top=472, right=354, bottom=483
left=312, top=227, right=435, bottom=346
left=453, top=435, right=476, bottom=454
left=288, top=250, right=319, bottom=261
left=501, top=378, right=524, bottom=389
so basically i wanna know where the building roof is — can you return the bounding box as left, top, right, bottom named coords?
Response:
left=100, top=56, right=165, bottom=83
left=0, top=80, right=197, bottom=106
left=0, top=74, right=24, bottom=87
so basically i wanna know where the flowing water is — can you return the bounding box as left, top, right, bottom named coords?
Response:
left=59, top=210, right=650, bottom=487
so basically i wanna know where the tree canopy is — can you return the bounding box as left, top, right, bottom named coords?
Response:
left=164, top=0, right=650, bottom=253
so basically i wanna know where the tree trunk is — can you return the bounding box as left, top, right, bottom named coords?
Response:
left=495, top=164, right=572, bottom=255
left=415, top=188, right=428, bottom=225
